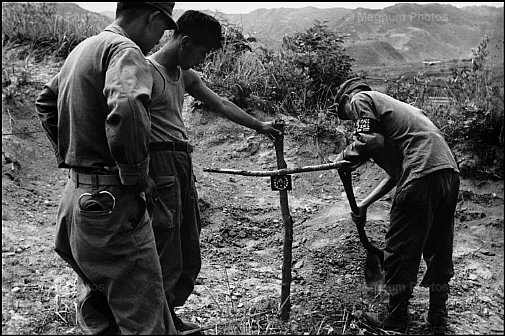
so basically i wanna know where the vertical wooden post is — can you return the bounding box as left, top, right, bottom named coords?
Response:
left=273, top=119, right=293, bottom=322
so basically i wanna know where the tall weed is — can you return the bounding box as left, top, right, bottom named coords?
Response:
left=2, top=2, right=105, bottom=58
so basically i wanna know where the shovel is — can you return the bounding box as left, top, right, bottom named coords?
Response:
left=337, top=168, right=384, bottom=287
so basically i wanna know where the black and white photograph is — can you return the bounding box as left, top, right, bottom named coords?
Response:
left=2, top=2, right=503, bottom=335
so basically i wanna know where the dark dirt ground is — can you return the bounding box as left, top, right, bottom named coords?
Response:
left=2, top=50, right=504, bottom=335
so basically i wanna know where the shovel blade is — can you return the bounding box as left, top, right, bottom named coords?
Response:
left=365, top=249, right=385, bottom=288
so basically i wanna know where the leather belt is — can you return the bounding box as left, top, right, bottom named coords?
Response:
left=149, top=141, right=193, bottom=153
left=70, top=169, right=122, bottom=187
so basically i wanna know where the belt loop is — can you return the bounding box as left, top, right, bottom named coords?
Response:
left=91, top=175, right=98, bottom=190
left=75, top=171, right=80, bottom=188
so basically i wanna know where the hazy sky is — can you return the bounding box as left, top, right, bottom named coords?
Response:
left=73, top=2, right=504, bottom=14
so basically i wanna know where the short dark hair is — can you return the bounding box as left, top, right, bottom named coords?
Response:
left=116, top=2, right=156, bottom=20
left=175, top=10, right=222, bottom=50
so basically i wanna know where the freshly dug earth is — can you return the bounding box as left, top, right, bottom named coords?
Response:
left=2, top=53, right=504, bottom=335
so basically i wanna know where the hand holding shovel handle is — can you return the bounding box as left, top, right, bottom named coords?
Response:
left=337, top=168, right=384, bottom=286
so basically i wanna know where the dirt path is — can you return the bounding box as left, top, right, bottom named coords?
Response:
left=2, top=56, right=504, bottom=335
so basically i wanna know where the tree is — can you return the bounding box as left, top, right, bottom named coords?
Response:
left=282, top=20, right=354, bottom=108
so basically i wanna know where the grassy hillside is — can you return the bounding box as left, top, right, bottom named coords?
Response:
left=213, top=3, right=503, bottom=65
left=1, top=2, right=111, bottom=57
left=345, top=41, right=406, bottom=66
left=221, top=6, right=351, bottom=49
left=2, top=2, right=503, bottom=179
left=333, top=3, right=503, bottom=63
left=89, top=3, right=504, bottom=65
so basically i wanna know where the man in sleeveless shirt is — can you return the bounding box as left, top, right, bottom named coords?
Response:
left=333, top=78, right=460, bottom=335
left=145, top=10, right=281, bottom=334
left=35, top=3, right=179, bottom=334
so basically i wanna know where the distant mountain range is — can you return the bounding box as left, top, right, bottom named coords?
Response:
left=84, top=3, right=505, bottom=66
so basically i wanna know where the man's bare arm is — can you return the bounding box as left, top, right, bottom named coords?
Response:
left=183, top=69, right=279, bottom=136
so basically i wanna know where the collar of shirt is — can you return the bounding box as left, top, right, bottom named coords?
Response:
left=104, top=23, right=131, bottom=40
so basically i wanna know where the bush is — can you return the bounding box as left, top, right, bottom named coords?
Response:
left=192, top=18, right=355, bottom=161
left=198, top=19, right=354, bottom=125
left=196, top=17, right=268, bottom=110
left=281, top=20, right=354, bottom=110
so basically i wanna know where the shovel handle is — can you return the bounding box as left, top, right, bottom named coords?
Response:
left=337, top=168, right=383, bottom=258
left=337, top=169, right=359, bottom=215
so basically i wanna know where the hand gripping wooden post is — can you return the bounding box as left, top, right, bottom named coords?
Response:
left=273, top=119, right=294, bottom=321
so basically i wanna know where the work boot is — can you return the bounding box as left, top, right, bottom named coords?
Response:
left=384, top=293, right=411, bottom=333
left=362, top=293, right=411, bottom=333
left=427, top=284, right=449, bottom=335
left=170, top=307, right=202, bottom=334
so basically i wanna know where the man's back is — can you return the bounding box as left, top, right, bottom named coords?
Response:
left=38, top=24, right=153, bottom=174
left=351, top=90, right=459, bottom=189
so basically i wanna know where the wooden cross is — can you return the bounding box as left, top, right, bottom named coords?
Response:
left=203, top=119, right=349, bottom=321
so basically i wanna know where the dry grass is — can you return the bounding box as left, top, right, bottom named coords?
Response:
left=2, top=2, right=105, bottom=58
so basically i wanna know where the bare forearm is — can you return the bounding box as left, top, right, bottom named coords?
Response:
left=359, top=176, right=396, bottom=208
left=215, top=99, right=263, bottom=131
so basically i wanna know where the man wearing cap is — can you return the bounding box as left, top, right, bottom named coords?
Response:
left=36, top=2, right=179, bottom=334
left=145, top=10, right=281, bottom=334
left=333, top=77, right=460, bottom=334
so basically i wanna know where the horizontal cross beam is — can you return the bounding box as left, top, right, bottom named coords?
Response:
left=203, top=160, right=350, bottom=177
